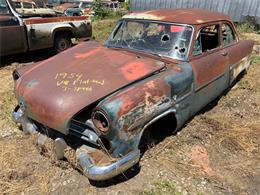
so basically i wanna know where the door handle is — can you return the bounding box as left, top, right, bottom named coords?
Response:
left=221, top=51, right=228, bottom=56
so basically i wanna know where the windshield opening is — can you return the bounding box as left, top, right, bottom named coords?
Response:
left=105, top=20, right=193, bottom=60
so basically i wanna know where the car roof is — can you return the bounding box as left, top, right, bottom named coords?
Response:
left=123, top=9, right=232, bottom=25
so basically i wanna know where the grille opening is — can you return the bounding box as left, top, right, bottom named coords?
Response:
left=72, top=102, right=99, bottom=123
left=100, top=137, right=111, bottom=151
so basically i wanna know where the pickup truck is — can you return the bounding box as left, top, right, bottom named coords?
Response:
left=13, top=1, right=56, bottom=16
left=0, top=0, right=92, bottom=56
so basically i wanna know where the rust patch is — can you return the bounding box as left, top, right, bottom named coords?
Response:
left=74, top=48, right=102, bottom=59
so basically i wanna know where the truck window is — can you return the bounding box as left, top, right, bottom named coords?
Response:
left=14, top=2, right=22, bottom=8
left=23, top=2, right=33, bottom=9
left=0, top=0, right=10, bottom=15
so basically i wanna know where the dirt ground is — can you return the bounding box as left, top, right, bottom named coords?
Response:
left=0, top=32, right=259, bottom=195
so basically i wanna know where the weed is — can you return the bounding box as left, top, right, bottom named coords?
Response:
left=93, top=0, right=125, bottom=20
left=140, top=180, right=181, bottom=195
left=251, top=54, right=260, bottom=65
left=92, top=19, right=118, bottom=43
left=237, top=22, right=255, bottom=34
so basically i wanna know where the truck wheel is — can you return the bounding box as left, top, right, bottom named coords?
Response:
left=54, top=34, right=72, bottom=53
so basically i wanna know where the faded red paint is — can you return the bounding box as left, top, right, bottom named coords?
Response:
left=120, top=62, right=150, bottom=81
left=75, top=47, right=102, bottom=59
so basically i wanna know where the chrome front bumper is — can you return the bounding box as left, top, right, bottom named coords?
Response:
left=13, top=105, right=141, bottom=181
left=76, top=146, right=141, bottom=181
left=12, top=105, right=36, bottom=134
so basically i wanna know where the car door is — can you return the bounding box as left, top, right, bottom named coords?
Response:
left=0, top=0, right=27, bottom=56
left=220, top=22, right=253, bottom=84
left=189, top=23, right=230, bottom=114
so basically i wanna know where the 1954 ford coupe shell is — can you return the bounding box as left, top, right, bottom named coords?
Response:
left=14, top=41, right=166, bottom=132
left=12, top=8, right=254, bottom=181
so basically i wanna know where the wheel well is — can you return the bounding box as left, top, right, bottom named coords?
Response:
left=54, top=30, right=74, bottom=41
left=138, top=112, right=177, bottom=151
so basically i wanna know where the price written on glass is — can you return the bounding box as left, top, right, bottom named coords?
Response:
left=54, top=72, right=105, bottom=92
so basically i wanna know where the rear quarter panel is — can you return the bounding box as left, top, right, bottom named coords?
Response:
left=227, top=40, right=254, bottom=83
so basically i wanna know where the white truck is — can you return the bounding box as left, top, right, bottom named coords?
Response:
left=13, top=1, right=56, bottom=16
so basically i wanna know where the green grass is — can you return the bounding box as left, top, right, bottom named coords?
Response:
left=251, top=54, right=260, bottom=65
left=92, top=19, right=119, bottom=43
left=140, top=180, right=181, bottom=195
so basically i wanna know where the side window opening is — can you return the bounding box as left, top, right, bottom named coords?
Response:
left=193, top=24, right=220, bottom=56
left=222, top=23, right=236, bottom=46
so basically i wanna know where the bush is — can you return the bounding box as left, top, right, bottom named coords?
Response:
left=123, top=1, right=130, bottom=11
left=93, top=0, right=125, bottom=20
left=236, top=17, right=259, bottom=33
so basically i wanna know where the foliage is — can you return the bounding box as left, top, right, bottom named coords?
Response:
left=236, top=18, right=258, bottom=34
left=123, top=0, right=130, bottom=11
left=251, top=54, right=260, bottom=65
left=92, top=19, right=118, bottom=43
left=93, top=0, right=124, bottom=20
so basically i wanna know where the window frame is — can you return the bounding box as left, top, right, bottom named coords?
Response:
left=105, top=19, right=195, bottom=61
left=192, top=23, right=222, bottom=57
left=220, top=21, right=238, bottom=47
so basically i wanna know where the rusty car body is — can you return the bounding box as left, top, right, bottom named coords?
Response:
left=0, top=0, right=92, bottom=56
left=64, top=0, right=94, bottom=17
left=12, top=9, right=254, bottom=180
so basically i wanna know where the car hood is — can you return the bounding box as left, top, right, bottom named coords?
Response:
left=15, top=41, right=165, bottom=132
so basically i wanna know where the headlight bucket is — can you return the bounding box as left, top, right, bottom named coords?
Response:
left=92, top=109, right=110, bottom=134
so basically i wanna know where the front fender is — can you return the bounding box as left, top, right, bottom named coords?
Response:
left=96, top=63, right=194, bottom=157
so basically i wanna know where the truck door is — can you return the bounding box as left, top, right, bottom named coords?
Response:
left=0, top=0, right=27, bottom=56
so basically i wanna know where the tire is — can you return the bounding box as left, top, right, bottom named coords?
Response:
left=54, top=34, right=72, bottom=53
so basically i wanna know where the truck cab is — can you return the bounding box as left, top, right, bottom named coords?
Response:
left=0, top=0, right=27, bottom=55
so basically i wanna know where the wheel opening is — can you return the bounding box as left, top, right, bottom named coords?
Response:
left=139, top=113, right=177, bottom=153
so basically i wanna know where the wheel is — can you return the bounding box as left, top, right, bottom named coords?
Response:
left=54, top=34, right=72, bottom=53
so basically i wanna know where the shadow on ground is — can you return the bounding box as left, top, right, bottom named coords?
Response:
left=0, top=49, right=55, bottom=67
